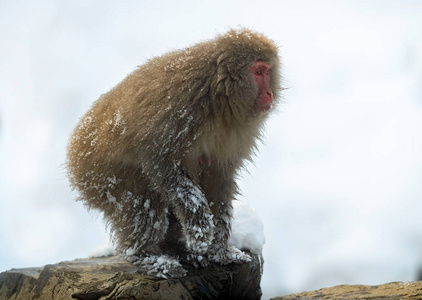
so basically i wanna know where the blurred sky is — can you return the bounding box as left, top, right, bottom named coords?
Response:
left=1, top=0, right=422, bottom=298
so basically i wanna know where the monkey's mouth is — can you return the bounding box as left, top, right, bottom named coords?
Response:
left=257, top=104, right=272, bottom=112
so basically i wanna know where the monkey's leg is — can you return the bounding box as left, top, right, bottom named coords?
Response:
left=72, top=163, right=187, bottom=275
left=76, top=168, right=167, bottom=256
left=117, top=193, right=169, bottom=257
left=202, top=167, right=252, bottom=265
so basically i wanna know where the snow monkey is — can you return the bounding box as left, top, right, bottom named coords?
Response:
left=67, top=29, right=281, bottom=278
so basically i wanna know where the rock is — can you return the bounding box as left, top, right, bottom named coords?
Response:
left=0, top=252, right=262, bottom=300
left=273, top=281, right=422, bottom=299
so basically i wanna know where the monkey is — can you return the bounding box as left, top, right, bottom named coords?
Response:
left=67, top=28, right=281, bottom=278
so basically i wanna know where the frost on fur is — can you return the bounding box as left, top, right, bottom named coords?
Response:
left=129, top=255, right=187, bottom=279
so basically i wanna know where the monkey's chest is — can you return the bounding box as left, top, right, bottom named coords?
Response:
left=198, top=126, right=254, bottom=164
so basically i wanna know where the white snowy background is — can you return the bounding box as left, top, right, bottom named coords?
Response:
left=1, top=0, right=422, bottom=298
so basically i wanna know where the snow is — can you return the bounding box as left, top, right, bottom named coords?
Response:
left=229, top=199, right=265, bottom=255
left=89, top=243, right=115, bottom=258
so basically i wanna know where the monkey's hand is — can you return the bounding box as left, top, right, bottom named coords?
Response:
left=207, top=245, right=252, bottom=265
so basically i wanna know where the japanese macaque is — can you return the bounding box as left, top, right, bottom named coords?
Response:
left=67, top=29, right=281, bottom=278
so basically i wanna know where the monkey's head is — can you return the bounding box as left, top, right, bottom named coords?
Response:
left=210, top=29, right=281, bottom=121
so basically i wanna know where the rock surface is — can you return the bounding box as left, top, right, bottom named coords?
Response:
left=273, top=281, right=422, bottom=299
left=0, top=253, right=262, bottom=300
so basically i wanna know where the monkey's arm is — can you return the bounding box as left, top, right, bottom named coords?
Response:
left=168, top=163, right=215, bottom=255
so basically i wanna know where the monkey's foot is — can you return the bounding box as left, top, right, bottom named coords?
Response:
left=208, top=246, right=252, bottom=265
left=133, top=255, right=187, bottom=278
left=185, top=252, right=209, bottom=268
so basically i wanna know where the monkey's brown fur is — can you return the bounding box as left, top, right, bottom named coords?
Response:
left=67, top=29, right=281, bottom=277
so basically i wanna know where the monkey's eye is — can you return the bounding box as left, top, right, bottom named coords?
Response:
left=256, top=70, right=263, bottom=75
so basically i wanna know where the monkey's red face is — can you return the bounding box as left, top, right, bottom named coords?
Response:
left=251, top=61, right=273, bottom=112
